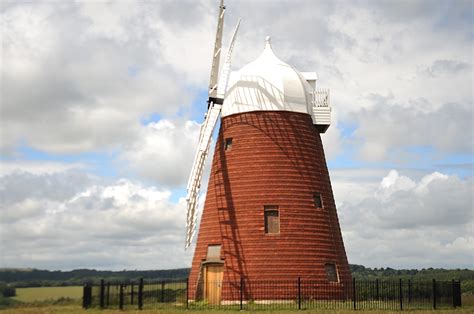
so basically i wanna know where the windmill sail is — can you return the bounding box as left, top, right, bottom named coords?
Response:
left=208, top=0, right=225, bottom=102
left=185, top=2, right=241, bottom=249
left=185, top=103, right=221, bottom=248
left=217, top=19, right=241, bottom=98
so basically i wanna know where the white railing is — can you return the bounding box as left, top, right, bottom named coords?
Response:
left=311, top=88, right=331, bottom=131
left=312, top=88, right=330, bottom=108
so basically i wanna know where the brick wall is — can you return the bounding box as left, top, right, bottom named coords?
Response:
left=189, top=111, right=351, bottom=300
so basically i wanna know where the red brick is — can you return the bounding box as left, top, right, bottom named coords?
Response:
left=189, top=111, right=351, bottom=300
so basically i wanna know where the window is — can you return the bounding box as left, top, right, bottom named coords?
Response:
left=314, top=192, right=323, bottom=208
left=224, top=138, right=233, bottom=150
left=207, top=245, right=221, bottom=260
left=264, top=206, right=280, bottom=234
left=325, top=263, right=338, bottom=282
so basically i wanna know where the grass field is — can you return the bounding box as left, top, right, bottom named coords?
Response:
left=3, top=287, right=473, bottom=313
left=1, top=304, right=473, bottom=313
left=12, top=286, right=83, bottom=303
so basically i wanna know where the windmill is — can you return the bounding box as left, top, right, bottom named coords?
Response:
left=185, top=0, right=350, bottom=305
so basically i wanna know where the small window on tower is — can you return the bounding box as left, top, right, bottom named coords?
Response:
left=207, top=245, right=221, bottom=261
left=264, top=206, right=280, bottom=234
left=314, top=192, right=323, bottom=208
left=325, top=263, right=338, bottom=282
left=224, top=138, right=233, bottom=151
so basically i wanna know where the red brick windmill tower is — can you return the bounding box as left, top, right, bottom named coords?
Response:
left=185, top=1, right=350, bottom=303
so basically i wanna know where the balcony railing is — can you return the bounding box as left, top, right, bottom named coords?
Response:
left=313, top=88, right=330, bottom=108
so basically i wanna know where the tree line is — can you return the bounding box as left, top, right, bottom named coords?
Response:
left=1, top=265, right=472, bottom=293
left=0, top=268, right=190, bottom=287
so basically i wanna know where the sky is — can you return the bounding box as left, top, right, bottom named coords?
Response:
left=0, top=0, right=473, bottom=271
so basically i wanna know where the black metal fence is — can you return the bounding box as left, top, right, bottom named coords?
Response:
left=83, top=278, right=462, bottom=311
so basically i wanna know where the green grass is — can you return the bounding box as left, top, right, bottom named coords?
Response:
left=12, top=286, right=83, bottom=303
left=0, top=304, right=473, bottom=313
left=2, top=288, right=473, bottom=313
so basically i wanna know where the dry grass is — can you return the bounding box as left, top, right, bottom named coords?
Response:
left=1, top=305, right=473, bottom=314
left=12, top=287, right=83, bottom=303
left=3, top=292, right=473, bottom=313
left=462, top=293, right=474, bottom=307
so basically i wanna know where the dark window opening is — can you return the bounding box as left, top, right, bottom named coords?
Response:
left=314, top=192, right=323, bottom=208
left=224, top=138, right=233, bottom=151
left=264, top=206, right=279, bottom=234
left=325, top=263, right=338, bottom=282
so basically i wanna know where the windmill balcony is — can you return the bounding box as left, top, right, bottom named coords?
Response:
left=311, top=88, right=331, bottom=133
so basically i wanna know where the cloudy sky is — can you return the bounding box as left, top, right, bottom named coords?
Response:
left=1, top=0, right=472, bottom=271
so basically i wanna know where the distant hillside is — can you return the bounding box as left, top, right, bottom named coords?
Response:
left=0, top=268, right=189, bottom=287
left=351, top=265, right=474, bottom=294
left=1, top=265, right=473, bottom=292
left=349, top=264, right=474, bottom=281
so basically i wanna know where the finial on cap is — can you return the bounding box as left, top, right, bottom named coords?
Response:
left=265, top=36, right=272, bottom=50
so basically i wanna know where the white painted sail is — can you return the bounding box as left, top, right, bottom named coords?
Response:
left=185, top=3, right=241, bottom=249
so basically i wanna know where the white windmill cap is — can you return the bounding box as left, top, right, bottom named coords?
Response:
left=222, top=36, right=314, bottom=117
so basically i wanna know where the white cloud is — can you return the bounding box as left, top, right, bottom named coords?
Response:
left=0, top=161, right=84, bottom=176
left=336, top=170, right=474, bottom=268
left=420, top=59, right=472, bottom=78
left=351, top=102, right=472, bottom=161
left=325, top=1, right=472, bottom=115
left=2, top=0, right=471, bottom=160
left=119, top=119, right=201, bottom=187
left=0, top=170, right=193, bottom=270
left=1, top=167, right=471, bottom=270
left=1, top=1, right=197, bottom=155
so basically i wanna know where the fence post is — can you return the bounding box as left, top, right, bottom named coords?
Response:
left=399, top=278, right=403, bottom=310
left=407, top=279, right=411, bottom=304
left=89, top=283, right=92, bottom=309
left=452, top=279, right=462, bottom=308
left=297, top=277, right=301, bottom=310
left=82, top=284, right=86, bottom=309
left=100, top=279, right=105, bottom=308
left=119, top=284, right=124, bottom=310
left=186, top=277, right=189, bottom=309
left=82, top=283, right=91, bottom=309
left=458, top=280, right=462, bottom=307
left=161, top=281, right=165, bottom=303
left=376, top=278, right=379, bottom=301
left=352, top=277, right=356, bottom=310
left=240, top=277, right=243, bottom=311
left=106, top=282, right=110, bottom=307
left=432, top=279, right=437, bottom=310
left=131, top=282, right=134, bottom=305
left=138, top=277, right=143, bottom=310
left=88, top=283, right=92, bottom=308
left=452, top=279, right=455, bottom=308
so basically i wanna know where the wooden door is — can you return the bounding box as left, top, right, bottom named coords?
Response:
left=205, top=264, right=223, bottom=304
